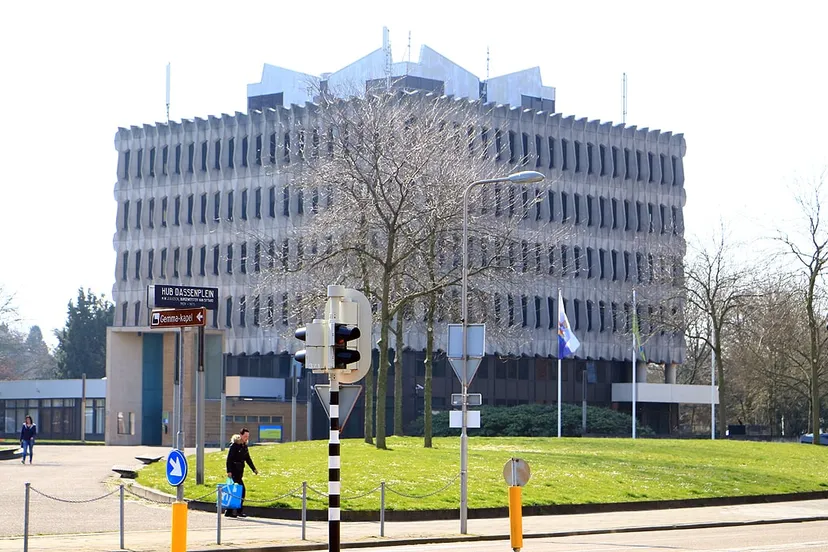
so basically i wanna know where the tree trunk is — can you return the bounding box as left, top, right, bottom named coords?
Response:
left=424, top=293, right=436, bottom=448
left=808, top=272, right=821, bottom=444
left=716, top=343, right=727, bottom=439
left=375, top=272, right=392, bottom=450
left=393, top=313, right=404, bottom=436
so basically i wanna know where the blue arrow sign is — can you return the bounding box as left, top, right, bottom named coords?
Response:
left=166, top=449, right=188, bottom=487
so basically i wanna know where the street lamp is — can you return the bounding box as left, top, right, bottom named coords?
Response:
left=459, top=170, right=544, bottom=534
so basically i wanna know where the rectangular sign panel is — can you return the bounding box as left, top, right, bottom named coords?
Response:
left=150, top=308, right=207, bottom=328
left=148, top=285, right=219, bottom=310
left=447, top=324, right=485, bottom=359
left=449, top=410, right=481, bottom=429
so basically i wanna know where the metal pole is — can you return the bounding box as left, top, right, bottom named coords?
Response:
left=291, top=372, right=298, bottom=442
left=81, top=373, right=87, bottom=443
left=301, top=481, right=307, bottom=541
left=329, top=376, right=341, bottom=552
left=307, top=376, right=313, bottom=441
left=120, top=484, right=125, bottom=550
left=581, top=369, right=587, bottom=435
left=220, top=353, right=227, bottom=451
left=177, top=328, right=185, bottom=502
left=24, top=482, right=30, bottom=552
left=711, top=324, right=716, bottom=440
left=196, top=325, right=205, bottom=485
left=216, top=485, right=222, bottom=545
left=557, top=289, right=562, bottom=438
left=460, top=176, right=508, bottom=535
left=380, top=481, right=386, bottom=537
left=632, top=290, right=637, bottom=440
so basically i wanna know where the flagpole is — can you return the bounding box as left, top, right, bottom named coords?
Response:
left=632, top=289, right=637, bottom=440
left=557, top=289, right=562, bottom=439
left=711, top=322, right=716, bottom=440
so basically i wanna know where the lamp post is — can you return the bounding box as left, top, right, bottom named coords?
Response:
left=459, top=170, right=544, bottom=534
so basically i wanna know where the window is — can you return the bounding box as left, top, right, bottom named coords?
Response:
left=660, top=204, right=667, bottom=234
left=282, top=186, right=290, bottom=216
left=624, top=148, right=631, bottom=180
left=611, top=147, right=619, bottom=178
left=574, top=141, right=581, bottom=172
left=547, top=297, right=555, bottom=329
left=311, top=129, right=319, bottom=159
left=134, top=302, right=141, bottom=326
left=253, top=295, right=260, bottom=326
left=548, top=246, right=555, bottom=275
left=213, top=192, right=221, bottom=221
left=135, top=199, right=142, bottom=229
left=535, top=135, right=543, bottom=167
left=573, top=299, right=581, bottom=330
left=211, top=245, right=220, bottom=275
left=187, top=194, right=194, bottom=224
left=611, top=303, right=618, bottom=332
left=672, top=156, right=680, bottom=186
left=599, top=301, right=606, bottom=332
left=521, top=295, right=528, bottom=327
left=227, top=190, right=234, bottom=221
left=548, top=137, right=555, bottom=169
left=254, top=241, right=261, bottom=273
left=586, top=195, right=594, bottom=226
left=561, top=139, right=569, bottom=170
left=199, top=246, right=206, bottom=276
left=225, top=297, right=233, bottom=328
left=228, top=138, right=235, bottom=168
left=226, top=245, right=233, bottom=274
left=297, top=129, right=305, bottom=160
left=611, top=198, right=618, bottom=229
left=297, top=187, right=304, bottom=215
left=636, top=150, right=643, bottom=181
left=187, top=142, right=195, bottom=173
left=240, top=242, right=247, bottom=274
left=561, top=192, right=569, bottom=221
left=611, top=250, right=618, bottom=281
left=586, top=300, right=593, bottom=331
left=174, top=144, right=181, bottom=175
left=149, top=148, right=156, bottom=178
left=494, top=129, right=503, bottom=161
left=116, top=412, right=135, bottom=435
left=624, top=251, right=631, bottom=282
left=121, top=251, right=128, bottom=281
left=270, top=133, right=277, bottom=164
left=255, top=188, right=262, bottom=219
left=599, top=197, right=606, bottom=228
left=660, top=154, right=667, bottom=184
left=239, top=296, right=246, bottom=327
left=201, top=141, right=208, bottom=172
left=269, top=186, right=276, bottom=218
left=200, top=193, right=207, bottom=224
left=561, top=245, right=568, bottom=275
left=186, top=247, right=193, bottom=277
left=508, top=186, right=515, bottom=217
left=599, top=249, right=606, bottom=279
left=599, top=144, right=607, bottom=176
left=214, top=140, right=221, bottom=170
left=148, top=198, right=155, bottom=228
left=283, top=132, right=291, bottom=164
left=160, top=248, right=167, bottom=278
left=534, top=296, right=542, bottom=328
left=672, top=206, right=679, bottom=235
left=122, top=200, right=130, bottom=231
left=648, top=203, right=655, bottom=233
left=161, top=197, right=168, bottom=227
left=648, top=152, right=654, bottom=183
left=241, top=136, right=249, bottom=167
left=573, top=246, right=581, bottom=277
left=636, top=201, right=643, bottom=232
left=174, top=196, right=181, bottom=226
left=281, top=293, right=289, bottom=325
left=255, top=135, right=263, bottom=165
left=587, top=143, right=594, bottom=174
left=123, top=150, right=130, bottom=179
left=534, top=189, right=542, bottom=220
left=241, top=189, right=248, bottom=220
left=587, top=248, right=594, bottom=278
left=521, top=132, right=529, bottom=165
left=134, top=250, right=142, bottom=279
left=574, top=193, right=581, bottom=224
left=162, top=145, right=168, bottom=176
left=311, top=187, right=319, bottom=213
left=173, top=248, right=180, bottom=278
left=507, top=295, right=515, bottom=326
left=636, top=252, right=644, bottom=284
left=147, top=249, right=154, bottom=279
left=624, top=200, right=631, bottom=231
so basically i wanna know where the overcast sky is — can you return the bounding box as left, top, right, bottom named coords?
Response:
left=1, top=1, right=826, bottom=346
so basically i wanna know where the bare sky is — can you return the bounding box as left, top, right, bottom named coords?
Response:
left=1, top=1, right=826, bottom=346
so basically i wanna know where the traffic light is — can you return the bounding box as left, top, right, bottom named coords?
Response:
left=294, top=320, right=326, bottom=371
left=333, top=324, right=361, bottom=368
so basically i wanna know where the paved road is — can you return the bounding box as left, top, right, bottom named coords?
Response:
left=369, top=521, right=828, bottom=551
left=0, top=445, right=220, bottom=538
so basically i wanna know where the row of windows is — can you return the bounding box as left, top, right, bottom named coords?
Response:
left=120, top=126, right=683, bottom=188
left=120, top=292, right=675, bottom=339
left=120, top=185, right=326, bottom=231
left=119, top=188, right=682, bottom=239
left=120, top=237, right=680, bottom=287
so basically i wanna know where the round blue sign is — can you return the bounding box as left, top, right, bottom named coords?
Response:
left=166, top=449, right=188, bottom=487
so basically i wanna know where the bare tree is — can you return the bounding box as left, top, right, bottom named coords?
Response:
left=775, top=173, right=828, bottom=443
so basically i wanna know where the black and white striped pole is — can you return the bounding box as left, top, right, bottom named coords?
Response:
left=328, top=376, right=341, bottom=551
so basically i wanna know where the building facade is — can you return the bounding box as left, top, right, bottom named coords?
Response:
left=108, top=32, right=713, bottom=441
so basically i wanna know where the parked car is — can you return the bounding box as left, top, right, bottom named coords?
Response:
left=799, top=433, right=828, bottom=444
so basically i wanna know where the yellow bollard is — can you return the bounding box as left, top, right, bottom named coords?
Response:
left=171, top=501, right=188, bottom=552
left=508, top=485, right=523, bottom=551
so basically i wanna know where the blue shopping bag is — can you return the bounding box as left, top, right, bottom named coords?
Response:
left=219, top=478, right=242, bottom=510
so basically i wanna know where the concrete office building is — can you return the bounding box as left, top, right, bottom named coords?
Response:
left=107, top=30, right=715, bottom=442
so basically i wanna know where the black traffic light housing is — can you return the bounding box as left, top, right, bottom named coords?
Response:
left=294, top=326, right=308, bottom=366
left=334, top=323, right=361, bottom=368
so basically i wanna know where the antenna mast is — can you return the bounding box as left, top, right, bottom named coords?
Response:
left=622, top=72, right=627, bottom=124
left=486, top=46, right=490, bottom=81
left=383, top=27, right=392, bottom=90
left=166, top=63, right=171, bottom=123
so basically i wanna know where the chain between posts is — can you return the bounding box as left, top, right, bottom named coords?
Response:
left=29, top=486, right=119, bottom=504
left=385, top=472, right=461, bottom=499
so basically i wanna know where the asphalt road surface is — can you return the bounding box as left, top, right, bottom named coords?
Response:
left=370, top=521, right=828, bottom=551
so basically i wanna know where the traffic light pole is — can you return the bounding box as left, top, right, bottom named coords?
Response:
left=328, top=375, right=341, bottom=552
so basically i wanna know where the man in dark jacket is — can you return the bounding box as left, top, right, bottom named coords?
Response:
left=225, top=428, right=258, bottom=517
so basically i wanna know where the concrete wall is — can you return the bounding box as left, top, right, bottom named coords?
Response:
left=105, top=329, right=143, bottom=445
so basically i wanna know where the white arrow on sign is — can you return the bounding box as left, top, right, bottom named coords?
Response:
left=169, top=457, right=183, bottom=477
left=196, top=311, right=203, bottom=323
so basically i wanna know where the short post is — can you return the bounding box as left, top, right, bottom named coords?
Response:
left=216, top=485, right=222, bottom=545
left=329, top=376, right=341, bottom=551
left=507, top=458, right=524, bottom=552
left=119, top=484, right=125, bottom=550
left=171, top=502, right=187, bottom=552
left=301, top=481, right=307, bottom=541
left=380, top=481, right=386, bottom=537
left=23, top=482, right=30, bottom=552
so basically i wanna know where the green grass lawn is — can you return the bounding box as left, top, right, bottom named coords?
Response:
left=137, top=437, right=828, bottom=511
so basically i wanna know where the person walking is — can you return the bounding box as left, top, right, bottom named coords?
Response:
left=20, top=416, right=36, bottom=464
left=225, top=428, right=258, bottom=517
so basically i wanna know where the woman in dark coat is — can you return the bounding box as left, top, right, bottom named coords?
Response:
left=225, top=428, right=258, bottom=517
left=20, top=415, right=36, bottom=464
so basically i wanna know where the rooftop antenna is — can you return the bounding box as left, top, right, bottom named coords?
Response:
left=486, top=46, right=490, bottom=81
left=165, top=63, right=171, bottom=123
left=383, top=27, right=392, bottom=90
left=406, top=31, right=412, bottom=75
left=622, top=72, right=627, bottom=124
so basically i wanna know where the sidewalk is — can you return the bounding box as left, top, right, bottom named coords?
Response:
left=2, top=498, right=828, bottom=551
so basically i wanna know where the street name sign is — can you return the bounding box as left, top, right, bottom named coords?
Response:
left=151, top=308, right=207, bottom=328
left=147, top=284, right=219, bottom=310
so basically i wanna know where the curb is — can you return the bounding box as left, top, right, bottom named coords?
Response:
left=186, top=515, right=828, bottom=552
